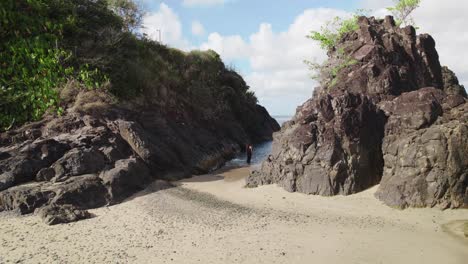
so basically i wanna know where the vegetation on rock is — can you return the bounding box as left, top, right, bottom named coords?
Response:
left=0, top=0, right=261, bottom=132
left=307, top=14, right=361, bottom=51
left=0, top=0, right=108, bottom=130
left=387, top=0, right=421, bottom=27
left=306, top=1, right=422, bottom=90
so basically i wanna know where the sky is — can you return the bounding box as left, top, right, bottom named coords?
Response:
left=139, top=0, right=468, bottom=116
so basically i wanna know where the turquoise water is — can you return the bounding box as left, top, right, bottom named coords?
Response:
left=225, top=116, right=292, bottom=167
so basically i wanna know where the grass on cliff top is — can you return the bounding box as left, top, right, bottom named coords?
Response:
left=1, top=0, right=259, bottom=130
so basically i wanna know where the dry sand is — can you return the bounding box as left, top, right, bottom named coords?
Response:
left=1, top=166, right=467, bottom=264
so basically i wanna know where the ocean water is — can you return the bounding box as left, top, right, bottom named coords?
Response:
left=225, top=116, right=292, bottom=167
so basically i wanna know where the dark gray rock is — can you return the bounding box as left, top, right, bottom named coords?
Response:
left=246, top=92, right=386, bottom=195
left=53, top=148, right=106, bottom=180
left=0, top=182, right=55, bottom=214
left=379, top=87, right=445, bottom=134
left=37, top=204, right=92, bottom=225
left=376, top=97, right=468, bottom=209
left=0, top=174, right=108, bottom=214
left=118, top=120, right=184, bottom=171
left=0, top=139, right=70, bottom=190
left=100, top=158, right=152, bottom=203
left=442, top=66, right=467, bottom=97
left=0, top=172, right=14, bottom=191
left=50, top=174, right=109, bottom=209
left=36, top=167, right=55, bottom=182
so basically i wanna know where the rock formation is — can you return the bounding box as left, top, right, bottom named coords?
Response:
left=246, top=16, right=467, bottom=209
left=0, top=70, right=279, bottom=224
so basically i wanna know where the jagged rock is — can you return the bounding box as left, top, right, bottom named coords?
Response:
left=118, top=120, right=184, bottom=171
left=0, top=172, right=14, bottom=191
left=100, top=158, right=152, bottom=203
left=0, top=139, right=70, bottom=190
left=0, top=174, right=108, bottom=214
left=442, top=66, right=467, bottom=97
left=0, top=182, right=55, bottom=214
left=246, top=92, right=386, bottom=195
left=53, top=148, right=106, bottom=181
left=327, top=16, right=444, bottom=96
left=37, top=204, right=92, bottom=225
left=376, top=90, right=467, bottom=208
left=36, top=167, right=56, bottom=182
left=50, top=174, right=108, bottom=209
left=247, top=16, right=468, bottom=208
left=379, top=87, right=445, bottom=134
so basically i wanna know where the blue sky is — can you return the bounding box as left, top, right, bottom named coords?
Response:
left=143, top=0, right=356, bottom=45
left=140, top=0, right=468, bottom=116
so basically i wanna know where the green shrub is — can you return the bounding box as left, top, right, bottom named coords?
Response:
left=0, top=0, right=260, bottom=130
left=0, top=0, right=111, bottom=130
left=387, top=0, right=421, bottom=27
left=307, top=15, right=360, bottom=50
left=0, top=0, right=68, bottom=129
left=305, top=9, right=369, bottom=88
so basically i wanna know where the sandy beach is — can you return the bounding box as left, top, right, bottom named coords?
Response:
left=1, top=166, right=467, bottom=264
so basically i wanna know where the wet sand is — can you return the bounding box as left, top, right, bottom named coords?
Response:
left=0, top=166, right=467, bottom=264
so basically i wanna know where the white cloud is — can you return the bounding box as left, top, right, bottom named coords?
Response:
left=200, top=33, right=250, bottom=60
left=191, top=20, right=205, bottom=36
left=183, top=0, right=225, bottom=7
left=142, top=1, right=467, bottom=115
left=141, top=3, right=189, bottom=49
left=199, top=8, right=350, bottom=115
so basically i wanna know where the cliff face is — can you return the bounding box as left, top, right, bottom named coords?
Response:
left=0, top=54, right=279, bottom=222
left=247, top=16, right=467, bottom=209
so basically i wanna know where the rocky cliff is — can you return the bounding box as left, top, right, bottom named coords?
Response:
left=246, top=16, right=467, bottom=209
left=0, top=58, right=279, bottom=224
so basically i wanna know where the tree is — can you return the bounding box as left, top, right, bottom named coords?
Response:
left=387, top=0, right=421, bottom=27
left=106, top=0, right=144, bottom=32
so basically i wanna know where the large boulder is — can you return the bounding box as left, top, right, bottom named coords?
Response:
left=117, top=120, right=184, bottom=171
left=50, top=174, right=109, bottom=209
left=0, top=174, right=108, bottom=214
left=53, top=148, right=106, bottom=181
left=100, top=158, right=152, bottom=203
left=0, top=139, right=70, bottom=190
left=376, top=93, right=467, bottom=208
left=37, top=204, right=92, bottom=225
left=0, top=182, right=56, bottom=214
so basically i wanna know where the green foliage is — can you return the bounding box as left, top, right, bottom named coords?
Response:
left=307, top=15, right=360, bottom=50
left=78, top=64, right=110, bottom=90
left=305, top=9, right=368, bottom=89
left=0, top=0, right=68, bottom=129
left=0, top=0, right=109, bottom=130
left=1, top=0, right=259, bottom=130
left=106, top=0, right=144, bottom=32
left=304, top=53, right=358, bottom=89
left=387, top=0, right=421, bottom=27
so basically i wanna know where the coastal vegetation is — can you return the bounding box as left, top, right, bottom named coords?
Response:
left=0, top=0, right=260, bottom=131
left=305, top=0, right=422, bottom=88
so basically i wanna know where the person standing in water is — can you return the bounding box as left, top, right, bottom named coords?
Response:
left=246, top=144, right=253, bottom=164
